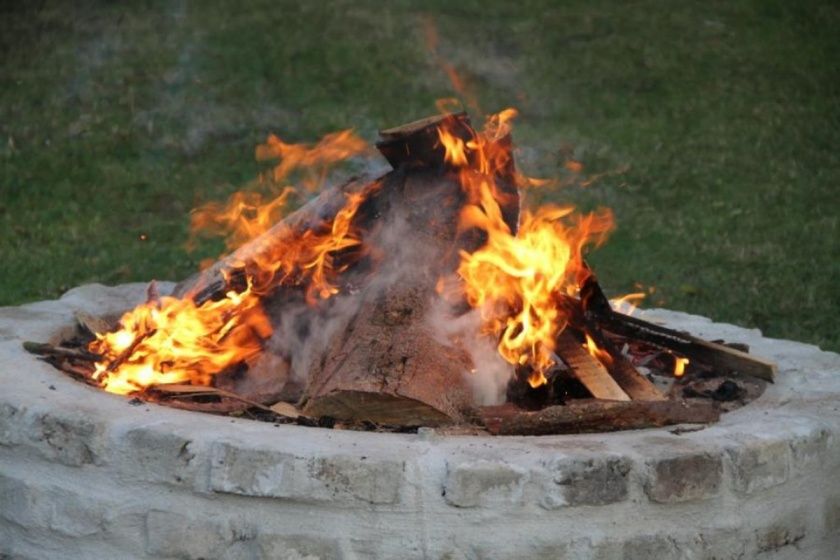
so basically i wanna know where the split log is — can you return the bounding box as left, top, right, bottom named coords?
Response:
left=301, top=282, right=475, bottom=426
left=480, top=399, right=720, bottom=436
left=554, top=331, right=629, bottom=401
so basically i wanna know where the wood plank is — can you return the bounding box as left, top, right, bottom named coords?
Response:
left=480, top=399, right=720, bottom=436
left=554, top=331, right=630, bottom=401
left=581, top=320, right=666, bottom=401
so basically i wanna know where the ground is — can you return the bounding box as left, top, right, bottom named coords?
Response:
left=1, top=0, right=838, bottom=351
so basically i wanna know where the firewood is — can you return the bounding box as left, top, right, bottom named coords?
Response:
left=579, top=320, right=666, bottom=401
left=554, top=331, right=630, bottom=401
left=300, top=279, right=476, bottom=426
left=480, top=399, right=720, bottom=436
left=23, top=341, right=100, bottom=362
left=594, top=311, right=777, bottom=382
left=579, top=269, right=777, bottom=382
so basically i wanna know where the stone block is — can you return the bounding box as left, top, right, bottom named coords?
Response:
left=789, top=426, right=831, bottom=470
left=643, top=452, right=722, bottom=503
left=726, top=437, right=790, bottom=495
left=443, top=460, right=525, bottom=508
left=537, top=455, right=632, bottom=509
left=209, top=442, right=403, bottom=504
left=21, top=410, right=105, bottom=467
left=0, top=471, right=105, bottom=538
left=119, top=425, right=202, bottom=488
left=256, top=534, right=342, bottom=560
left=144, top=510, right=248, bottom=560
left=755, top=509, right=808, bottom=554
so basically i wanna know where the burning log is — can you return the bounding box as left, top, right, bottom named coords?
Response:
left=480, top=399, right=720, bottom=436
left=300, top=282, right=475, bottom=426
left=580, top=271, right=777, bottom=382
left=554, top=331, right=630, bottom=401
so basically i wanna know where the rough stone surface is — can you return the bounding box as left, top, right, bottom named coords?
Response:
left=1, top=284, right=840, bottom=559
left=537, top=454, right=631, bottom=508
left=443, top=460, right=525, bottom=508
left=209, top=442, right=403, bottom=504
left=727, top=436, right=791, bottom=495
left=644, top=452, right=723, bottom=503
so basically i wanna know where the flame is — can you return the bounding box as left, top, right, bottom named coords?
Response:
left=674, top=357, right=689, bottom=377
left=584, top=333, right=614, bottom=366
left=440, top=109, right=614, bottom=388
left=255, top=129, right=369, bottom=189
left=89, top=282, right=271, bottom=395
left=89, top=127, right=375, bottom=395
left=609, top=292, right=646, bottom=315
left=190, top=129, right=369, bottom=251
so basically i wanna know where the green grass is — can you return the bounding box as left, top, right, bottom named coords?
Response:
left=2, top=0, right=839, bottom=351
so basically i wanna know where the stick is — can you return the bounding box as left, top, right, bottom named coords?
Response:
left=480, top=399, right=720, bottom=436
left=23, top=341, right=100, bottom=362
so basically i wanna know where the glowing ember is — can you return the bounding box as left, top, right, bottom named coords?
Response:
left=439, top=109, right=613, bottom=388
left=674, top=357, right=690, bottom=377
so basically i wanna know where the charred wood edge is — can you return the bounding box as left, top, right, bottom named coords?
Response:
left=578, top=315, right=666, bottom=401
left=479, top=399, right=720, bottom=436
left=23, top=341, right=100, bottom=362
left=376, top=112, right=472, bottom=170
left=579, top=269, right=777, bottom=382
left=556, top=292, right=665, bottom=401
left=554, top=330, right=630, bottom=401
left=142, top=384, right=308, bottom=421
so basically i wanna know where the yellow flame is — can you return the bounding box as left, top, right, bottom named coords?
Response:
left=439, top=109, right=614, bottom=388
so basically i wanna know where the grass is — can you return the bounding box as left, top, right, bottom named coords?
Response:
left=2, top=0, right=839, bottom=351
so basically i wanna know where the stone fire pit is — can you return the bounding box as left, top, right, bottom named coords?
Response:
left=1, top=283, right=839, bottom=559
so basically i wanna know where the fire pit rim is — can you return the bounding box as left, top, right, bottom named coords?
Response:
left=2, top=283, right=840, bottom=559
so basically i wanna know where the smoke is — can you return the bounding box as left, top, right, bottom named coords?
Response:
left=426, top=299, right=514, bottom=406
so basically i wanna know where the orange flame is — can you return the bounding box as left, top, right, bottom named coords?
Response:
left=89, top=127, right=374, bottom=395
left=89, top=282, right=271, bottom=395
left=584, top=333, right=614, bottom=366
left=190, top=129, right=369, bottom=252
left=440, top=109, right=614, bottom=388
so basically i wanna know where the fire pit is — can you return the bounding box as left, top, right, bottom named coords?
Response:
left=3, top=111, right=839, bottom=558
left=1, top=283, right=840, bottom=558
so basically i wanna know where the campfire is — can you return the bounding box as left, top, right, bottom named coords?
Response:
left=25, top=110, right=777, bottom=435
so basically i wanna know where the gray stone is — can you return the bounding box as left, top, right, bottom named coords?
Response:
left=26, top=409, right=105, bottom=467
left=789, top=426, right=832, bottom=470
left=824, top=495, right=840, bottom=536
left=443, top=460, right=525, bottom=508
left=256, top=534, right=342, bottom=560
left=538, top=455, right=632, bottom=508
left=644, top=452, right=722, bottom=503
left=727, top=437, right=791, bottom=495
left=144, top=510, right=249, bottom=560
left=755, top=509, right=808, bottom=553
left=119, top=424, right=203, bottom=488
left=209, top=442, right=403, bottom=504
left=0, top=471, right=106, bottom=538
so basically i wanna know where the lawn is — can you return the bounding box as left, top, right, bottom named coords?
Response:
left=2, top=0, right=839, bottom=351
